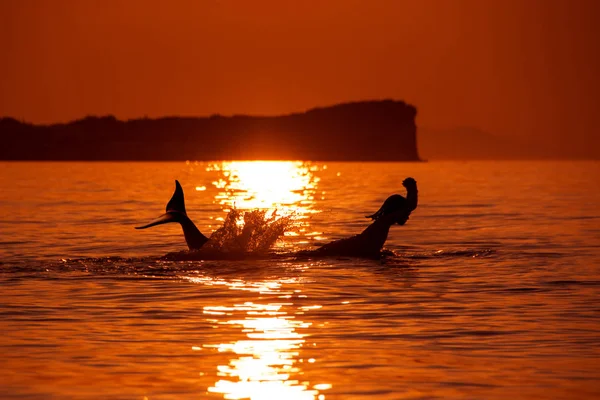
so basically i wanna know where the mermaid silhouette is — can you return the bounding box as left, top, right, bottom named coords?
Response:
left=303, top=177, right=418, bottom=258
left=136, top=178, right=418, bottom=259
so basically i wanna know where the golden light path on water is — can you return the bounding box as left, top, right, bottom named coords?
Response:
left=203, top=161, right=326, bottom=245
left=184, top=275, right=331, bottom=400
left=185, top=161, right=331, bottom=398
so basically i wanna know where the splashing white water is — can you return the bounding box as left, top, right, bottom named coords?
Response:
left=202, top=209, right=295, bottom=255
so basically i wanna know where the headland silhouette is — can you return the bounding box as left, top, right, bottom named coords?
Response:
left=0, top=100, right=420, bottom=161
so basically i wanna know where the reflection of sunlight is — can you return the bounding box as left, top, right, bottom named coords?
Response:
left=184, top=275, right=330, bottom=400
left=207, top=161, right=321, bottom=217
left=205, top=304, right=318, bottom=400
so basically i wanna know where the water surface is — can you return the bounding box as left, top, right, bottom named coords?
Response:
left=1, top=161, right=599, bottom=399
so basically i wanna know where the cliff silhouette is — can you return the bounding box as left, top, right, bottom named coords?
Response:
left=0, top=100, right=420, bottom=161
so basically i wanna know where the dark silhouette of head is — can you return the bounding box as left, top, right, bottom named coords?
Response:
left=366, top=194, right=408, bottom=224
left=365, top=177, right=417, bottom=226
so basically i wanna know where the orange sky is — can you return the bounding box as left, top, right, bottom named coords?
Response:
left=1, top=0, right=598, bottom=156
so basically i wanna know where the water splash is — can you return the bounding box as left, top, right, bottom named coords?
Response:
left=203, top=209, right=294, bottom=254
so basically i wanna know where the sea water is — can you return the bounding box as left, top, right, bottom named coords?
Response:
left=1, top=161, right=599, bottom=399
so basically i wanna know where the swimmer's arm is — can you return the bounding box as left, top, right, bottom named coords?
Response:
left=403, top=177, right=419, bottom=212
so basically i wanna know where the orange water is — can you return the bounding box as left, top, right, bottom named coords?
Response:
left=1, top=161, right=599, bottom=399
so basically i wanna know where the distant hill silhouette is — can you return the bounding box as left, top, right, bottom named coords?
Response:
left=418, top=127, right=525, bottom=160
left=417, top=127, right=592, bottom=160
left=0, top=100, right=420, bottom=161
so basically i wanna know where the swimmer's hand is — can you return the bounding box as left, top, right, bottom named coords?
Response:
left=402, top=177, right=417, bottom=189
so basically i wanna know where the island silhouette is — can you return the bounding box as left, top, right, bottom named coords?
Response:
left=0, top=100, right=420, bottom=161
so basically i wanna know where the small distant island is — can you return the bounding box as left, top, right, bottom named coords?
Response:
left=0, top=100, right=421, bottom=161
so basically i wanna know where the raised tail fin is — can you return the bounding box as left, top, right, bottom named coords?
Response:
left=166, top=180, right=186, bottom=214
left=135, top=212, right=179, bottom=229
left=135, top=180, right=208, bottom=250
left=135, top=180, right=186, bottom=229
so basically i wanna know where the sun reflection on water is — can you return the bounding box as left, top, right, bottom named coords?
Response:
left=206, top=303, right=314, bottom=400
left=207, top=161, right=321, bottom=217
left=184, top=275, right=330, bottom=400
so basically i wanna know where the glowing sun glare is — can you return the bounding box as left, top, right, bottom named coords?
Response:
left=209, top=161, right=319, bottom=215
